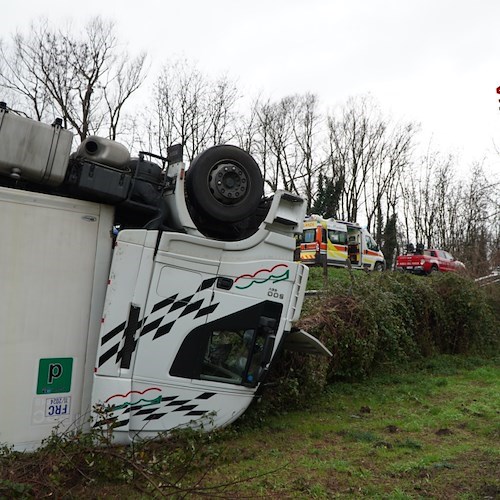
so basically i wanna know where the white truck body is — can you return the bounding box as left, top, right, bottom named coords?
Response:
left=0, top=111, right=329, bottom=451
left=0, top=187, right=114, bottom=450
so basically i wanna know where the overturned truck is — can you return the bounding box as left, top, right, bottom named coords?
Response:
left=0, top=104, right=330, bottom=451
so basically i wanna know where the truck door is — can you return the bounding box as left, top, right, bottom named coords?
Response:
left=300, top=224, right=318, bottom=264
left=123, top=256, right=289, bottom=437
left=125, top=238, right=222, bottom=436
left=319, top=226, right=327, bottom=264
left=440, top=251, right=453, bottom=272
left=362, top=233, right=377, bottom=269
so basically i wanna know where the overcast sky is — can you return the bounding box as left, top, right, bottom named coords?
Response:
left=3, top=0, right=500, bottom=173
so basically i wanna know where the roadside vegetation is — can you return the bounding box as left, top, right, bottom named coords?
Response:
left=294, top=268, right=498, bottom=386
left=1, top=269, right=498, bottom=498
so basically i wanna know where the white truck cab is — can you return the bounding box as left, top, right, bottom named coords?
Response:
left=91, top=190, right=317, bottom=444
left=0, top=106, right=330, bottom=450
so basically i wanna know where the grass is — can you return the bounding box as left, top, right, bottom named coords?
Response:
left=306, top=266, right=361, bottom=290
left=192, top=354, right=500, bottom=498
left=1, top=354, right=498, bottom=498
left=2, top=263, right=498, bottom=497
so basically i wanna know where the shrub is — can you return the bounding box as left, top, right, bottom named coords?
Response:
left=258, top=270, right=499, bottom=414
left=0, top=419, right=229, bottom=498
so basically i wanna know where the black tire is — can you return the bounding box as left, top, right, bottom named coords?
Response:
left=429, top=265, right=439, bottom=275
left=374, top=261, right=384, bottom=272
left=185, top=145, right=264, bottom=223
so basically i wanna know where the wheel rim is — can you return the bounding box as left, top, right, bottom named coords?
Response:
left=208, top=161, right=248, bottom=205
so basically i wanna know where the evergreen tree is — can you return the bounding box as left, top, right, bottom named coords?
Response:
left=382, top=213, right=398, bottom=269
left=312, top=172, right=343, bottom=218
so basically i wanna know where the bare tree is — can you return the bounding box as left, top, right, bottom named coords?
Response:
left=326, top=96, right=416, bottom=227
left=0, top=17, right=147, bottom=141
left=365, top=122, right=417, bottom=237
left=290, top=93, right=323, bottom=211
left=0, top=35, right=52, bottom=120
left=103, top=52, right=147, bottom=141
left=153, top=60, right=239, bottom=161
left=400, top=149, right=454, bottom=248
left=455, top=163, right=500, bottom=274
left=253, top=98, right=275, bottom=191
left=326, top=97, right=385, bottom=221
left=234, top=98, right=260, bottom=153
left=258, top=96, right=297, bottom=192
left=250, top=93, right=322, bottom=200
left=207, top=76, right=239, bottom=145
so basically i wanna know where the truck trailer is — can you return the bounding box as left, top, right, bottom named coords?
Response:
left=0, top=105, right=330, bottom=451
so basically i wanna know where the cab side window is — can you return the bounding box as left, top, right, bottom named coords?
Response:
left=170, top=301, right=282, bottom=387
left=202, top=329, right=255, bottom=384
left=365, top=235, right=378, bottom=251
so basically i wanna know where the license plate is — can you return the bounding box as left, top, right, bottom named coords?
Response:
left=406, top=266, right=413, bottom=269
left=45, top=396, right=71, bottom=417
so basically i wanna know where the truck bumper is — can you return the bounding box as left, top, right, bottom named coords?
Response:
left=396, top=265, right=425, bottom=274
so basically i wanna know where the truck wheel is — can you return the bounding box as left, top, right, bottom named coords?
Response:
left=186, top=145, right=264, bottom=223
left=374, top=262, right=384, bottom=272
left=429, top=265, right=439, bottom=274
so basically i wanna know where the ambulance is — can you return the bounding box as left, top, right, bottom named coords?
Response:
left=300, top=215, right=385, bottom=271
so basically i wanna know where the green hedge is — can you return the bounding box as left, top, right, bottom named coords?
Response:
left=256, top=271, right=499, bottom=414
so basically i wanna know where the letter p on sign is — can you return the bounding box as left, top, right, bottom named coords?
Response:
left=37, top=358, right=73, bottom=394
left=48, top=363, right=62, bottom=384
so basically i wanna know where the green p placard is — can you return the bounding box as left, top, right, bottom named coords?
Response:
left=37, top=358, right=73, bottom=394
